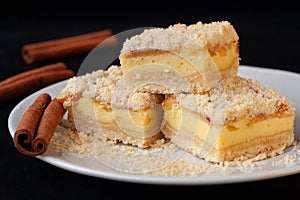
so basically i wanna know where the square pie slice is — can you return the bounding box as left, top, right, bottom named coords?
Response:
left=59, top=65, right=164, bottom=148
left=119, top=21, right=239, bottom=94
left=161, top=76, right=295, bottom=163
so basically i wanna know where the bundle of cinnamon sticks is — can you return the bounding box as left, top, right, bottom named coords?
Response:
left=1, top=29, right=114, bottom=104
left=13, top=93, right=66, bottom=156
left=6, top=28, right=115, bottom=156
left=0, top=62, right=74, bottom=104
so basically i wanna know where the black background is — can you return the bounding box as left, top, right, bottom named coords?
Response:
left=1, top=1, right=300, bottom=199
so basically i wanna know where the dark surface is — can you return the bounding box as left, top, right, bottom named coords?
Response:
left=1, top=2, right=300, bottom=199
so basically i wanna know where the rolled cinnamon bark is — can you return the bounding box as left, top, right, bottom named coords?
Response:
left=0, top=66, right=74, bottom=104
left=13, top=93, right=51, bottom=156
left=31, top=98, right=66, bottom=155
left=22, top=29, right=113, bottom=64
left=0, top=62, right=67, bottom=87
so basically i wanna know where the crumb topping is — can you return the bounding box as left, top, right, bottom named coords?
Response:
left=120, top=21, right=239, bottom=55
left=129, top=92, right=164, bottom=111
left=60, top=65, right=121, bottom=107
left=92, top=65, right=123, bottom=104
left=60, top=65, right=162, bottom=110
left=170, top=76, right=294, bottom=124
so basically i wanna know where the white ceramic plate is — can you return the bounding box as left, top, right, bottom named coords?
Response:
left=8, top=65, right=300, bottom=185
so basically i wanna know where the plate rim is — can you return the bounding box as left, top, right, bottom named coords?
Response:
left=8, top=65, right=300, bottom=185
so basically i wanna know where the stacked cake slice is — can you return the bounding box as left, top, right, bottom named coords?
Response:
left=120, top=21, right=239, bottom=94
left=59, top=20, right=295, bottom=163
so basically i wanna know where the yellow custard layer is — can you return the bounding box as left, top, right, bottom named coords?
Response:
left=162, top=98, right=295, bottom=150
left=71, top=96, right=163, bottom=139
left=120, top=44, right=238, bottom=78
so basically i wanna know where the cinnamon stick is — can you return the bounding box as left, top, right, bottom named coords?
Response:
left=13, top=93, right=52, bottom=156
left=0, top=62, right=74, bottom=104
left=21, top=29, right=113, bottom=64
left=0, top=62, right=67, bottom=86
left=31, top=98, right=66, bottom=155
